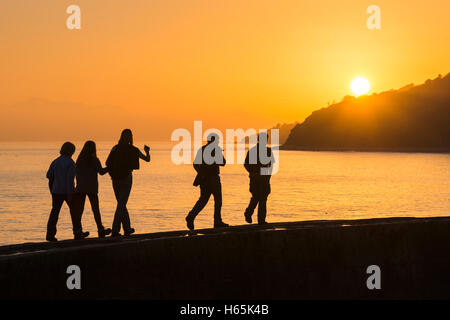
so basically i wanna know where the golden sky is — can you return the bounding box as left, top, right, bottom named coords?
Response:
left=0, top=0, right=449, bottom=141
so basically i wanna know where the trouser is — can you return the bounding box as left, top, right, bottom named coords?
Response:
left=244, top=176, right=271, bottom=223
left=74, top=192, right=105, bottom=231
left=46, top=193, right=82, bottom=238
left=112, top=174, right=133, bottom=233
left=188, top=175, right=223, bottom=223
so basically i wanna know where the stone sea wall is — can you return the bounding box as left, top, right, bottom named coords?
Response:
left=1, top=217, right=450, bottom=299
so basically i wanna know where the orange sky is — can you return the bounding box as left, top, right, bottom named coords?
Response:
left=0, top=0, right=449, bottom=141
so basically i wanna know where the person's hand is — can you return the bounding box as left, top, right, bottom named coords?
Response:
left=144, top=145, right=150, bottom=153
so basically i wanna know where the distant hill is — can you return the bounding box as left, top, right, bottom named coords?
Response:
left=272, top=122, right=299, bottom=144
left=239, top=122, right=298, bottom=145
left=283, top=74, right=450, bottom=152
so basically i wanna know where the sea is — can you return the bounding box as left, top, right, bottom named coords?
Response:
left=0, top=141, right=449, bottom=245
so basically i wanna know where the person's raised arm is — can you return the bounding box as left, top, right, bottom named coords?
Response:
left=138, top=145, right=151, bottom=162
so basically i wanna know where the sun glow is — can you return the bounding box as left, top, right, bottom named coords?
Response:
left=350, top=77, right=371, bottom=97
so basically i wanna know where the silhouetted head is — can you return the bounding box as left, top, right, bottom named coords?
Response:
left=119, top=129, right=133, bottom=146
left=76, top=141, right=97, bottom=167
left=206, top=132, right=219, bottom=144
left=60, top=142, right=76, bottom=157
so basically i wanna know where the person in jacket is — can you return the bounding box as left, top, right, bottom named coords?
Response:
left=46, top=142, right=89, bottom=241
left=243, top=132, right=275, bottom=225
left=186, top=133, right=229, bottom=230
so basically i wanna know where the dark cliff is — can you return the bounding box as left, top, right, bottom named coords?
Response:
left=283, top=74, right=450, bottom=152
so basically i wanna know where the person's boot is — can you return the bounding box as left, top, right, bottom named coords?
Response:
left=214, top=220, right=229, bottom=228
left=124, top=228, right=135, bottom=236
left=74, top=231, right=89, bottom=240
left=111, top=232, right=121, bottom=237
left=98, top=227, right=112, bottom=238
left=244, top=211, right=252, bottom=224
left=46, top=235, right=58, bottom=242
left=258, top=221, right=268, bottom=226
left=186, top=215, right=195, bottom=231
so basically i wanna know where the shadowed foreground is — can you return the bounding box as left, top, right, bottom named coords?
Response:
left=1, top=217, right=450, bottom=299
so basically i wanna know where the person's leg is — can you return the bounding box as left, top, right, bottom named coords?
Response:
left=112, top=180, right=122, bottom=234
left=87, top=193, right=104, bottom=230
left=257, top=181, right=270, bottom=224
left=244, top=178, right=259, bottom=222
left=46, top=194, right=64, bottom=240
left=112, top=175, right=133, bottom=234
left=74, top=193, right=86, bottom=231
left=188, top=184, right=212, bottom=220
left=244, top=196, right=259, bottom=217
left=67, top=194, right=83, bottom=236
left=185, top=184, right=211, bottom=230
left=78, top=193, right=86, bottom=217
left=211, top=177, right=223, bottom=223
left=257, top=195, right=268, bottom=224
left=120, top=175, right=133, bottom=232
left=122, top=207, right=131, bottom=230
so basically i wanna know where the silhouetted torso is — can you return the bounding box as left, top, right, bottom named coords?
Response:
left=106, top=144, right=140, bottom=180
left=243, top=143, right=274, bottom=224
left=46, top=155, right=75, bottom=194
left=75, top=157, right=104, bottom=194
left=244, top=144, right=273, bottom=179
left=193, top=145, right=225, bottom=186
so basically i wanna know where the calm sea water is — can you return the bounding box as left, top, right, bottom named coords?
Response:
left=0, top=141, right=449, bottom=246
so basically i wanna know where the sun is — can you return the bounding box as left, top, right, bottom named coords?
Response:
left=350, top=77, right=371, bottom=97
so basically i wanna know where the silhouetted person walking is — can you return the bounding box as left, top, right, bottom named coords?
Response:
left=74, top=141, right=112, bottom=238
left=46, top=142, right=89, bottom=241
left=106, top=129, right=150, bottom=237
left=186, top=133, right=229, bottom=230
left=244, top=132, right=275, bottom=225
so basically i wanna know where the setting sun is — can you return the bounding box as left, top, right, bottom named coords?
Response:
left=351, top=77, right=371, bottom=97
